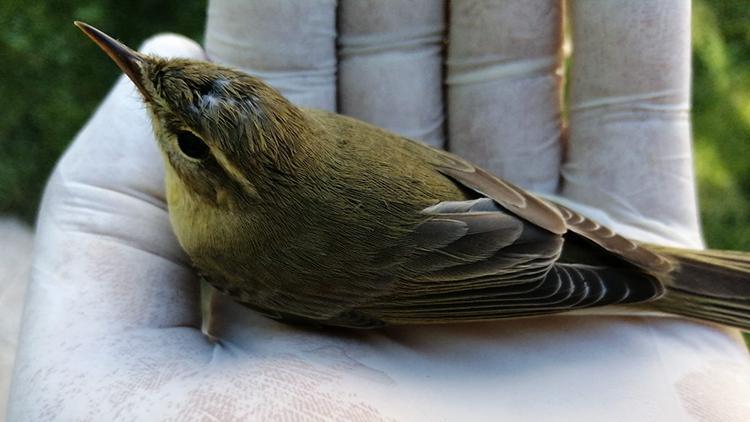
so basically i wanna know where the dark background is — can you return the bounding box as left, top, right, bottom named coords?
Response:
left=1, top=0, right=206, bottom=219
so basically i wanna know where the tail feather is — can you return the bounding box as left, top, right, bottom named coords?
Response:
left=649, top=246, right=750, bottom=330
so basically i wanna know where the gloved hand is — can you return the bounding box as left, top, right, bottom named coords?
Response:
left=8, top=1, right=750, bottom=421
left=0, top=219, right=33, bottom=417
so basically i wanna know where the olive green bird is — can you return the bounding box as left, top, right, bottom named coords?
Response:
left=76, top=22, right=750, bottom=329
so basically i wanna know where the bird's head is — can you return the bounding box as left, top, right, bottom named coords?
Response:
left=75, top=22, right=311, bottom=206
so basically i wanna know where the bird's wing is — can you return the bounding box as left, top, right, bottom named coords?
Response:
left=331, top=147, right=666, bottom=327
left=420, top=146, right=569, bottom=235
left=424, top=146, right=672, bottom=273
left=345, top=198, right=662, bottom=326
left=553, top=204, right=674, bottom=273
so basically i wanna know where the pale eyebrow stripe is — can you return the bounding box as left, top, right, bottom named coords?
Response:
left=210, top=147, right=257, bottom=195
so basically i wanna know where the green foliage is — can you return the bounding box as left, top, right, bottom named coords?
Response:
left=692, top=0, right=750, bottom=252
left=0, top=0, right=205, bottom=220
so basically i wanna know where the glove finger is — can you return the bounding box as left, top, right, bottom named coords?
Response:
left=338, top=0, right=446, bottom=148
left=204, top=0, right=337, bottom=110
left=446, top=0, right=564, bottom=193
left=561, top=0, right=701, bottom=247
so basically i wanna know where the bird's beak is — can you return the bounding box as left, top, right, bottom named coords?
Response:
left=74, top=21, right=151, bottom=101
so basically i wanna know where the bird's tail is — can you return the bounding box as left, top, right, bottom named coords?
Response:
left=648, top=246, right=750, bottom=330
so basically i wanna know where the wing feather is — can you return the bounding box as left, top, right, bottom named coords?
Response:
left=554, top=204, right=673, bottom=273
left=270, top=139, right=665, bottom=328
left=337, top=191, right=665, bottom=326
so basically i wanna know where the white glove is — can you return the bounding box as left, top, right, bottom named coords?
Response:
left=0, top=219, right=33, bottom=417
left=8, top=1, right=750, bottom=421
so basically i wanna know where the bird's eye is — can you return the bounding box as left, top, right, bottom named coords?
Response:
left=176, top=130, right=210, bottom=160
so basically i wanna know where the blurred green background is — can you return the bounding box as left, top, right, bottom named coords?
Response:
left=0, top=0, right=207, bottom=219
left=0, top=2, right=748, bottom=338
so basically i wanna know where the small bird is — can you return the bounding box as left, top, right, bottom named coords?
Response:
left=76, top=22, right=750, bottom=329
